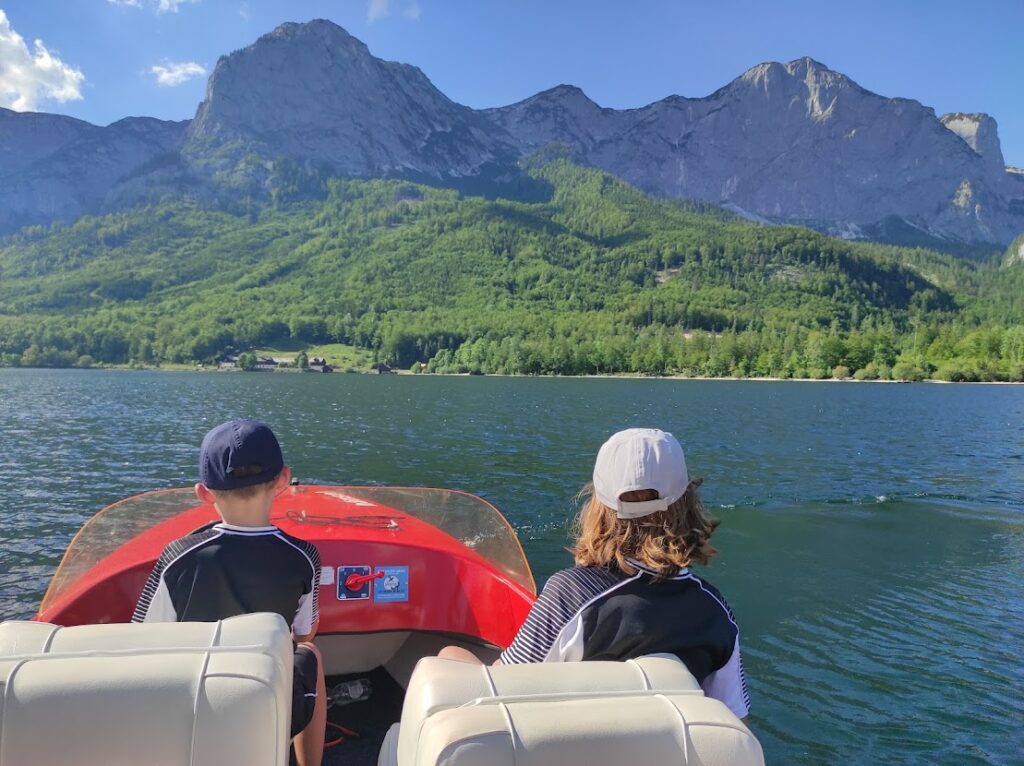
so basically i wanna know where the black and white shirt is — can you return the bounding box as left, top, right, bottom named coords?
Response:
left=132, top=522, right=321, bottom=635
left=500, top=561, right=750, bottom=718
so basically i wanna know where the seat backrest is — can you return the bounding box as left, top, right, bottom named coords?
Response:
left=414, top=693, right=764, bottom=766
left=0, top=612, right=288, bottom=655
left=0, top=613, right=293, bottom=766
left=398, top=655, right=702, bottom=765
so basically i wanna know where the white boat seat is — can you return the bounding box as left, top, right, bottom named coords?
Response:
left=380, top=654, right=718, bottom=766
left=0, top=613, right=293, bottom=766
left=400, top=692, right=763, bottom=766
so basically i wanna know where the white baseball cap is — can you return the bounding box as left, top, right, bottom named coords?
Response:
left=593, top=428, right=689, bottom=519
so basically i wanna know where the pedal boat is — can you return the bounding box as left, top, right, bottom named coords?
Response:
left=2, top=485, right=763, bottom=766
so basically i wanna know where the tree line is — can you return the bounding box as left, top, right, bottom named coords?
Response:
left=1, top=160, right=1021, bottom=382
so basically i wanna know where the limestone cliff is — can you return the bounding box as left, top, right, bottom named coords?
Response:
left=1, top=21, right=1021, bottom=247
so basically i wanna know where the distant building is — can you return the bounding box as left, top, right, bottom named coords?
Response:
left=309, top=357, right=334, bottom=373
left=370, top=363, right=394, bottom=374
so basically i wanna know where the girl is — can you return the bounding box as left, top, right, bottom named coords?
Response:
left=441, top=427, right=750, bottom=721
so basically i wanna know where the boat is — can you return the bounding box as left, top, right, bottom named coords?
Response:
left=3, top=484, right=763, bottom=765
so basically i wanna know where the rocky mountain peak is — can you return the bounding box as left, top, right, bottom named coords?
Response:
left=483, top=83, right=612, bottom=154
left=729, top=57, right=860, bottom=122
left=738, top=57, right=849, bottom=90
left=0, top=20, right=1020, bottom=246
left=532, top=84, right=592, bottom=102
left=268, top=18, right=365, bottom=46
left=784, top=56, right=841, bottom=79
left=495, top=84, right=603, bottom=117
left=941, top=112, right=1006, bottom=171
left=737, top=60, right=785, bottom=88
left=0, top=108, right=98, bottom=178
left=187, top=20, right=510, bottom=178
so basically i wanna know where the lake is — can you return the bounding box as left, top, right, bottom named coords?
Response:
left=1, top=369, right=1021, bottom=764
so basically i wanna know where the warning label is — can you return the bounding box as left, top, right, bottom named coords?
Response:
left=373, top=566, right=409, bottom=603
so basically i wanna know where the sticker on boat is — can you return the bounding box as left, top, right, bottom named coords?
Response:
left=373, top=566, right=409, bottom=603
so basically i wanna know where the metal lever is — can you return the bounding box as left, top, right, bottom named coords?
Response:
left=345, top=571, right=384, bottom=591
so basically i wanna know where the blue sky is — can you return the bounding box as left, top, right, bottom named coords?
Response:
left=1, top=0, right=1022, bottom=166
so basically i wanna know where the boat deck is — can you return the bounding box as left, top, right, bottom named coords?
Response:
left=315, top=667, right=406, bottom=766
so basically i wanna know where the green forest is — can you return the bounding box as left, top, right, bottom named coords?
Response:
left=1, top=160, right=1022, bottom=381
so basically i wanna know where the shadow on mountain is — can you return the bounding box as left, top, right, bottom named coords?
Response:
left=394, top=163, right=554, bottom=205
left=863, top=216, right=1004, bottom=262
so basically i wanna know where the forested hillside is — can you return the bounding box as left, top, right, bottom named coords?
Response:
left=1, top=161, right=1022, bottom=381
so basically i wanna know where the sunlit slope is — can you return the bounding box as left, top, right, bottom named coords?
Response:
left=0, top=161, right=1020, bottom=378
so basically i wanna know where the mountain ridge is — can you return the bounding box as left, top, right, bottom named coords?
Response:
left=0, top=18, right=1021, bottom=247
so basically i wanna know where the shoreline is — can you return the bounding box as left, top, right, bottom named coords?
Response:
left=2, top=365, right=1022, bottom=385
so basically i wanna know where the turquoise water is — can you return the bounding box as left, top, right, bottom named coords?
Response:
left=1, top=369, right=1022, bottom=764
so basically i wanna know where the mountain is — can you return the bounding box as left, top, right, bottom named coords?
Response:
left=187, top=21, right=516, bottom=181
left=0, top=109, right=187, bottom=232
left=487, top=59, right=1024, bottom=246
left=0, top=20, right=1021, bottom=248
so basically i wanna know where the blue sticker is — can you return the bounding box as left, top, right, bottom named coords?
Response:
left=373, top=566, right=409, bottom=603
left=337, top=566, right=372, bottom=600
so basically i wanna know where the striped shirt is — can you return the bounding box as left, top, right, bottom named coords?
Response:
left=500, top=562, right=750, bottom=718
left=132, top=522, right=321, bottom=635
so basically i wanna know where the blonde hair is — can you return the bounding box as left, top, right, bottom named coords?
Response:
left=571, top=478, right=719, bottom=578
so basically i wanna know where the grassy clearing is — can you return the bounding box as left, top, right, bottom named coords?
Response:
left=251, top=342, right=375, bottom=371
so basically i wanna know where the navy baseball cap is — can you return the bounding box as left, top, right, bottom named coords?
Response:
left=199, top=419, right=284, bottom=490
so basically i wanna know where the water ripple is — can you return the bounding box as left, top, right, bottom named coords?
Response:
left=1, top=370, right=1022, bottom=764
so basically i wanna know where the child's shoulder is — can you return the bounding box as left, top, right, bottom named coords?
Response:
left=157, top=524, right=223, bottom=560
left=685, top=569, right=727, bottom=597
left=268, top=527, right=321, bottom=563
left=542, top=565, right=628, bottom=598
left=146, top=526, right=227, bottom=582
left=681, top=570, right=738, bottom=622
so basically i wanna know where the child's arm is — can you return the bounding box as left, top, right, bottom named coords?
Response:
left=292, top=543, right=322, bottom=642
left=700, top=636, right=750, bottom=722
left=131, top=548, right=178, bottom=623
left=294, top=618, right=319, bottom=643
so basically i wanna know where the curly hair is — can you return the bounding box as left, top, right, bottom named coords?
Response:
left=571, top=478, right=720, bottom=578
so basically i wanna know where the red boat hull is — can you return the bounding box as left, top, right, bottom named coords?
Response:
left=37, top=486, right=536, bottom=650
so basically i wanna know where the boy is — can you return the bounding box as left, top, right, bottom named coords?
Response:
left=133, top=418, right=326, bottom=766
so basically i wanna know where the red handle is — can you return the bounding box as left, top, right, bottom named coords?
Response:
left=345, top=571, right=383, bottom=591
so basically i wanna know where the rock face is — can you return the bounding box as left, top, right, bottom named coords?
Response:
left=487, top=58, right=1024, bottom=244
left=187, top=21, right=515, bottom=180
left=941, top=113, right=1005, bottom=172
left=1007, top=234, right=1024, bottom=266
left=0, top=110, right=187, bottom=232
left=0, top=20, right=1021, bottom=247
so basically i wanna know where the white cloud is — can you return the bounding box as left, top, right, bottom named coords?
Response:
left=107, top=0, right=199, bottom=11
left=150, top=60, right=206, bottom=87
left=0, top=10, right=84, bottom=111
left=157, top=0, right=199, bottom=13
left=367, top=0, right=389, bottom=22
left=367, top=0, right=420, bottom=22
